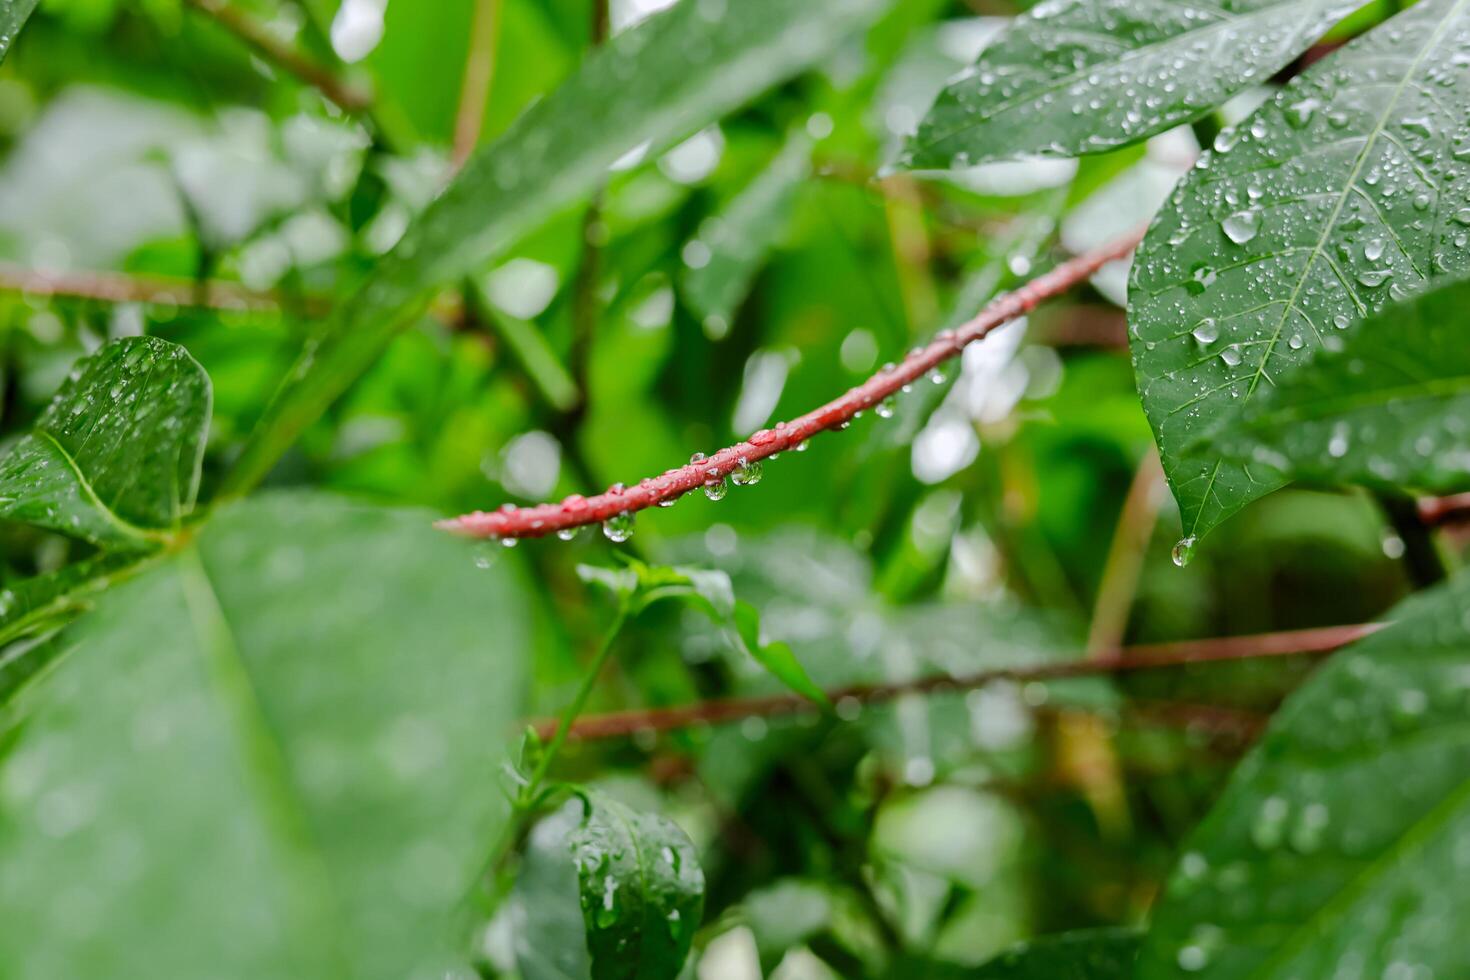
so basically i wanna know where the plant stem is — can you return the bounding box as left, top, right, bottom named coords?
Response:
left=1375, top=490, right=1448, bottom=588
left=451, top=0, right=503, bottom=170
left=442, top=228, right=1146, bottom=540
left=518, top=600, right=629, bottom=806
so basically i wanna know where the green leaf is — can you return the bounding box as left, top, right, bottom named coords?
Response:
left=0, top=0, right=37, bottom=65
left=681, top=130, right=811, bottom=330
left=514, top=792, right=705, bottom=980
left=973, top=929, right=1141, bottom=978
left=0, top=337, right=210, bottom=549
left=1137, top=573, right=1470, bottom=979
left=0, top=493, right=530, bottom=980
left=1210, top=274, right=1470, bottom=493
left=1128, top=0, right=1470, bottom=541
left=897, top=0, right=1356, bottom=170
left=578, top=560, right=827, bottom=704
left=225, top=0, right=898, bottom=495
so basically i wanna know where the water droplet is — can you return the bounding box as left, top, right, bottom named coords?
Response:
left=1219, top=345, right=1242, bottom=367
left=731, top=458, right=763, bottom=486
left=875, top=396, right=897, bottom=418
left=1454, top=208, right=1470, bottom=225
left=794, top=439, right=810, bottom=452
left=1221, top=210, right=1258, bottom=245
left=557, top=527, right=580, bottom=541
left=500, top=536, right=519, bottom=548
left=689, top=451, right=707, bottom=464
left=1356, top=269, right=1390, bottom=288
left=1363, top=237, right=1385, bottom=262
left=1172, top=536, right=1197, bottom=567
left=1191, top=318, right=1219, bottom=345
left=926, top=367, right=947, bottom=385
left=602, top=513, right=634, bottom=542
left=1288, top=334, right=1304, bottom=350
left=703, top=478, right=728, bottom=501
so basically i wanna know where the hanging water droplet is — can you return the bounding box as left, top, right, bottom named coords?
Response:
left=1172, top=536, right=1197, bottom=567
left=657, top=496, right=678, bottom=509
left=602, top=513, right=634, bottom=542
left=1221, top=210, right=1259, bottom=245
left=795, top=439, right=810, bottom=452
left=875, top=396, right=897, bottom=418
left=927, top=367, right=946, bottom=385
left=500, top=536, right=519, bottom=548
left=1191, top=318, right=1219, bottom=345
left=703, top=478, right=728, bottom=501
left=557, top=527, right=580, bottom=541
left=731, top=458, right=763, bottom=486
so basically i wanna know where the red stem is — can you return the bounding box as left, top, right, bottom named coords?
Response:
left=529, top=622, right=1375, bottom=741
left=442, top=227, right=1145, bottom=539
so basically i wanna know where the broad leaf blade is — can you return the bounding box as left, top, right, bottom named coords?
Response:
left=0, top=0, right=37, bottom=65
left=0, top=337, right=209, bottom=548
left=974, top=929, right=1140, bottom=978
left=1211, top=275, right=1470, bottom=493
left=1128, top=0, right=1470, bottom=540
left=0, top=493, right=530, bottom=980
left=226, top=0, right=898, bottom=494
left=515, top=792, right=705, bottom=980
left=898, top=0, right=1356, bottom=170
left=1138, top=573, right=1470, bottom=979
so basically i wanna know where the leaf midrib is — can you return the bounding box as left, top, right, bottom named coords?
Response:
left=34, top=429, right=175, bottom=544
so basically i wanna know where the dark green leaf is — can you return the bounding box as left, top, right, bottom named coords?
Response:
left=1209, top=274, right=1470, bottom=493
left=1138, top=574, right=1470, bottom=979
left=681, top=131, right=811, bottom=330
left=0, top=337, right=209, bottom=549
left=974, top=929, right=1141, bottom=978
left=515, top=791, right=705, bottom=980
left=0, top=0, right=37, bottom=65
left=226, top=0, right=898, bottom=494
left=0, top=493, right=530, bottom=980
left=1129, top=0, right=1470, bottom=541
left=898, top=0, right=1355, bottom=169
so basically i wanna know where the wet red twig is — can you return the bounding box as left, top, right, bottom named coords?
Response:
left=1418, top=492, right=1470, bottom=527
left=443, top=228, right=1145, bottom=540
left=529, top=622, right=1375, bottom=741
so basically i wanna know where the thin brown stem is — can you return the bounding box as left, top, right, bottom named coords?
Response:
left=451, top=0, right=503, bottom=170
left=443, top=228, right=1146, bottom=540
left=0, top=262, right=328, bottom=315
left=1087, top=450, right=1166, bottom=654
left=184, top=0, right=373, bottom=115
left=528, top=622, right=1376, bottom=741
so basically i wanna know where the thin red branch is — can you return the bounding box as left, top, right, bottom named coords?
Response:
left=529, top=622, right=1376, bottom=741
left=442, top=228, right=1145, bottom=539
left=1418, top=492, right=1470, bottom=526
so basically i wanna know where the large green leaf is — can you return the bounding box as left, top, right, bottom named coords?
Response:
left=1138, top=572, right=1470, bottom=979
left=1128, top=0, right=1470, bottom=543
left=225, top=0, right=897, bottom=494
left=0, top=337, right=210, bottom=549
left=0, top=0, right=37, bottom=65
left=1211, top=275, right=1470, bottom=493
left=513, top=792, right=705, bottom=980
left=0, top=493, right=530, bottom=980
left=897, top=0, right=1357, bottom=170
left=973, top=929, right=1141, bottom=978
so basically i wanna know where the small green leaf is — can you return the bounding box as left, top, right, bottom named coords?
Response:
left=733, top=601, right=830, bottom=707
left=0, top=493, right=530, bottom=980
left=515, top=792, right=705, bottom=980
left=1138, top=573, right=1470, bottom=979
left=974, top=929, right=1141, bottom=978
left=681, top=130, right=811, bottom=330
left=1208, top=275, right=1470, bottom=493
left=898, top=0, right=1356, bottom=169
left=0, top=0, right=37, bottom=65
left=226, top=0, right=898, bottom=495
left=0, top=337, right=210, bottom=549
left=1129, top=0, right=1470, bottom=540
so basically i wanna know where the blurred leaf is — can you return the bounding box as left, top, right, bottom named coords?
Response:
left=0, top=337, right=209, bottom=549
left=1138, top=572, right=1470, bottom=979
left=732, top=599, right=829, bottom=706
left=0, top=493, right=530, bottom=980
left=1209, top=274, right=1470, bottom=495
left=1128, top=0, right=1470, bottom=541
left=898, top=0, right=1354, bottom=169
left=514, top=791, right=704, bottom=980
left=971, top=929, right=1141, bottom=978
left=0, top=0, right=37, bottom=64
left=681, top=130, right=811, bottom=330
left=227, top=0, right=900, bottom=494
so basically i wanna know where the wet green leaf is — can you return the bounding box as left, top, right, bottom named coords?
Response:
left=515, top=792, right=704, bottom=980
left=0, top=337, right=209, bottom=549
left=973, top=929, right=1141, bottom=978
left=898, top=0, right=1355, bottom=170
left=1209, top=275, right=1470, bottom=494
left=682, top=130, right=811, bottom=330
left=1138, top=574, right=1470, bottom=978
left=226, top=0, right=898, bottom=494
left=0, top=493, right=530, bottom=980
left=0, top=0, right=37, bottom=65
left=1128, top=0, right=1470, bottom=540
